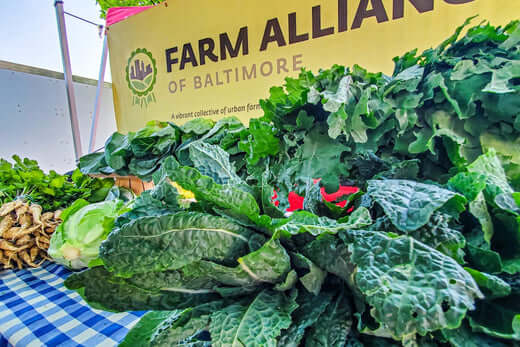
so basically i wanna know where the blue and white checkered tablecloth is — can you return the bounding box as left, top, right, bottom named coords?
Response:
left=0, top=262, right=145, bottom=347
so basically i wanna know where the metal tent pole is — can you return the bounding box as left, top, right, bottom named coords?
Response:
left=89, top=30, right=108, bottom=153
left=55, top=0, right=83, bottom=160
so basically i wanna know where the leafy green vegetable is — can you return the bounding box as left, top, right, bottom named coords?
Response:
left=119, top=311, right=181, bottom=347
left=340, top=230, right=483, bottom=340
left=79, top=121, right=180, bottom=181
left=209, top=289, right=297, bottom=346
left=0, top=155, right=113, bottom=211
left=464, top=268, right=511, bottom=299
left=65, top=18, right=520, bottom=346
left=100, top=212, right=256, bottom=277
left=367, top=179, right=466, bottom=232
left=48, top=198, right=127, bottom=269
left=469, top=296, right=520, bottom=340
left=64, top=266, right=220, bottom=312
left=303, top=289, right=353, bottom=347
left=277, top=290, right=333, bottom=346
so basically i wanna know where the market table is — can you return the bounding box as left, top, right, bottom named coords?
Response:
left=0, top=262, right=144, bottom=347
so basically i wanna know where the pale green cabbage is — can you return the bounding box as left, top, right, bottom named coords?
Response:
left=48, top=198, right=126, bottom=269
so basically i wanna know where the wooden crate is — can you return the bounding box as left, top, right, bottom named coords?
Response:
left=91, top=174, right=155, bottom=195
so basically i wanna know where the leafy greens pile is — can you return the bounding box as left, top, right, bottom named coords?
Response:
left=0, top=156, right=114, bottom=212
left=79, top=118, right=248, bottom=182
left=66, top=19, right=520, bottom=346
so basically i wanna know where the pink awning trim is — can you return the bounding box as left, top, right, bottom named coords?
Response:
left=106, top=6, right=154, bottom=27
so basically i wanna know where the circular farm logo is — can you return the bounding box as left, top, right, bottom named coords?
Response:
left=126, top=48, right=157, bottom=107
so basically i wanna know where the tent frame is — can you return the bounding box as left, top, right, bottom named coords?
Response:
left=54, top=0, right=109, bottom=159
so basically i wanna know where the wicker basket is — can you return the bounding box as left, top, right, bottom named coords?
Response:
left=91, top=174, right=155, bottom=196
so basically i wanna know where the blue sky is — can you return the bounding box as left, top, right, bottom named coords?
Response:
left=0, top=0, right=111, bottom=81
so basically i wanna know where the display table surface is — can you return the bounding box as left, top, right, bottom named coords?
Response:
left=0, top=262, right=144, bottom=347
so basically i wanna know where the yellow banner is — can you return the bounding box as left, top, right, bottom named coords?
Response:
left=107, top=0, right=518, bottom=133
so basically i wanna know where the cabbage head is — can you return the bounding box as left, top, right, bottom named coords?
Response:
left=49, top=199, right=126, bottom=269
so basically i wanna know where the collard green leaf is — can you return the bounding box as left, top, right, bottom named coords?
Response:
left=367, top=179, right=466, bottom=232
left=468, top=149, right=514, bottom=202
left=238, top=237, right=290, bottom=284
left=469, top=296, right=520, bottom=340
left=291, top=253, right=326, bottom=295
left=302, top=234, right=353, bottom=281
left=470, top=192, right=495, bottom=245
left=276, top=208, right=371, bottom=237
left=100, top=212, right=254, bottom=277
left=120, top=311, right=181, bottom=347
left=304, top=289, right=353, bottom=347
left=277, top=290, right=333, bottom=346
left=274, top=270, right=298, bottom=292
left=239, top=119, right=280, bottom=166
left=209, top=290, right=298, bottom=347
left=104, top=132, right=130, bottom=171
left=340, top=230, right=483, bottom=339
left=189, top=142, right=242, bottom=185
left=441, top=320, right=509, bottom=347
left=180, top=118, right=215, bottom=135
left=410, top=212, right=466, bottom=263
left=448, top=172, right=487, bottom=202
left=159, top=157, right=261, bottom=224
left=64, top=267, right=219, bottom=312
left=495, top=193, right=520, bottom=215
left=464, top=268, right=511, bottom=299
left=129, top=121, right=178, bottom=157
left=294, top=126, right=349, bottom=194
left=78, top=152, right=107, bottom=174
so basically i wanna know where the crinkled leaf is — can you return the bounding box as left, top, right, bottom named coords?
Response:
left=120, top=311, right=182, bottom=347
left=100, top=212, right=254, bottom=277
left=464, top=268, right=511, bottom=299
left=64, top=267, right=219, bottom=312
left=277, top=290, right=333, bottom=346
left=180, top=118, right=215, bottom=135
left=468, top=149, right=514, bottom=202
left=276, top=207, right=371, bottom=237
left=367, top=179, right=466, bottom=232
left=209, top=290, right=298, bottom=347
left=495, top=193, right=520, bottom=215
left=302, top=234, right=353, bottom=281
left=340, top=230, right=483, bottom=339
left=159, top=157, right=261, bottom=223
left=239, top=119, right=280, bottom=166
left=410, top=213, right=466, bottom=263
left=448, top=172, right=487, bottom=202
left=304, top=289, right=353, bottom=347
left=189, top=142, right=242, bottom=185
left=238, top=237, right=291, bottom=284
